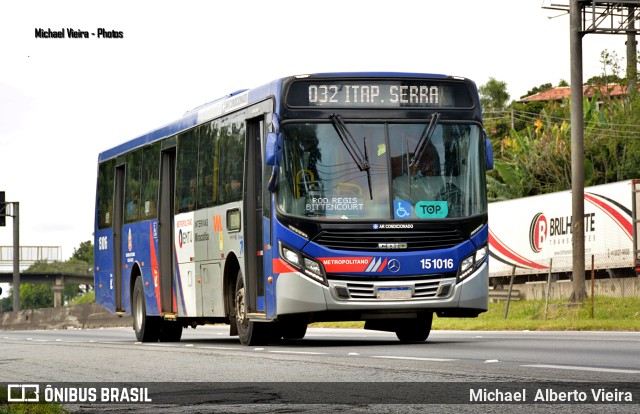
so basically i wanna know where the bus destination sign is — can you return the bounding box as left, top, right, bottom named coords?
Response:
left=286, top=80, right=473, bottom=109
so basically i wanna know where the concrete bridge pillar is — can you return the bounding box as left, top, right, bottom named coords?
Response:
left=52, top=275, right=64, bottom=307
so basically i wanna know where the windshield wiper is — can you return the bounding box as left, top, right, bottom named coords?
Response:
left=410, top=112, right=440, bottom=168
left=330, top=114, right=370, bottom=171
left=330, top=114, right=373, bottom=200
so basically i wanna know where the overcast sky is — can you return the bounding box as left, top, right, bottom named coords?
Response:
left=0, top=0, right=633, bottom=278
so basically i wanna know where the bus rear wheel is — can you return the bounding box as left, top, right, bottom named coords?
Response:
left=132, top=276, right=160, bottom=342
left=234, top=271, right=270, bottom=346
left=395, top=313, right=433, bottom=343
left=159, top=321, right=183, bottom=342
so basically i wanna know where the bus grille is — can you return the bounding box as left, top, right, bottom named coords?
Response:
left=334, top=275, right=455, bottom=300
left=313, top=229, right=465, bottom=251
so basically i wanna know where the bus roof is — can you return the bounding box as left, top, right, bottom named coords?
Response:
left=97, top=72, right=467, bottom=162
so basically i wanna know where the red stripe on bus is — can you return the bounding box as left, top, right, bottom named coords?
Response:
left=149, top=222, right=161, bottom=313
left=272, top=258, right=298, bottom=274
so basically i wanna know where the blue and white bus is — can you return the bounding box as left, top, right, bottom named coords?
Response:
left=94, top=72, right=493, bottom=345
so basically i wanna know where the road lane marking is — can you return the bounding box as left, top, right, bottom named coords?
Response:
left=371, top=356, right=457, bottom=362
left=522, top=364, right=640, bottom=374
left=198, top=346, right=239, bottom=350
left=141, top=343, right=178, bottom=347
left=269, top=350, right=327, bottom=355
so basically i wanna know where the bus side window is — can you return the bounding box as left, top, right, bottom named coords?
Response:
left=198, top=121, right=217, bottom=209
left=218, top=120, right=245, bottom=204
left=124, top=150, right=141, bottom=223
left=97, top=160, right=115, bottom=229
left=141, top=142, right=160, bottom=218
left=176, top=129, right=198, bottom=213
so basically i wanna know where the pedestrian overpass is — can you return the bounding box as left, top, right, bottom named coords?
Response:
left=0, top=246, right=93, bottom=307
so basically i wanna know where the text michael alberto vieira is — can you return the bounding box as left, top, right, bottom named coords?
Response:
left=35, top=28, right=123, bottom=39
left=470, top=387, right=633, bottom=403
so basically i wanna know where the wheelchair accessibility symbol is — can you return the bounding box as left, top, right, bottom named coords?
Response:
left=394, top=200, right=412, bottom=219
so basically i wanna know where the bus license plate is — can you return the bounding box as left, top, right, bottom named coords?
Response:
left=377, top=287, right=412, bottom=299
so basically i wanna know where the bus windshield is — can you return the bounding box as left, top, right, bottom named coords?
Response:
left=277, top=122, right=486, bottom=220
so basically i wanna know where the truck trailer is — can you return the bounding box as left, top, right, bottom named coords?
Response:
left=488, top=180, right=640, bottom=284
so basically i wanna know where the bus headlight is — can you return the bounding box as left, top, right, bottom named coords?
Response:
left=475, top=245, right=488, bottom=264
left=304, top=258, right=322, bottom=275
left=458, top=245, right=488, bottom=282
left=460, top=256, right=474, bottom=276
left=279, top=242, right=327, bottom=285
left=282, top=246, right=301, bottom=266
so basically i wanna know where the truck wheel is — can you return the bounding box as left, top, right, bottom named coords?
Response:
left=132, top=276, right=160, bottom=342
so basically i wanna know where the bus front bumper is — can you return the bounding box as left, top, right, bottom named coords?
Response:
left=275, top=263, right=488, bottom=317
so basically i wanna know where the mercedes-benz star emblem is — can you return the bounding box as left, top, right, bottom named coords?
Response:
left=387, top=259, right=401, bottom=273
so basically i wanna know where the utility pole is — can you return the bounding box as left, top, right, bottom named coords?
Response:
left=0, top=195, right=20, bottom=312
left=627, top=5, right=638, bottom=95
left=12, top=203, right=20, bottom=311
left=545, top=1, right=640, bottom=301
left=570, top=0, right=586, bottom=302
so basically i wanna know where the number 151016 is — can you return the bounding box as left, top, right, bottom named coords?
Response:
left=420, top=258, right=454, bottom=270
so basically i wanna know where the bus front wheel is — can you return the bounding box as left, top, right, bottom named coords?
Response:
left=280, top=316, right=308, bottom=340
left=395, top=313, right=433, bottom=343
left=234, top=271, right=270, bottom=346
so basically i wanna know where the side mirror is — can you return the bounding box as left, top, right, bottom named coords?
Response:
left=266, top=132, right=283, bottom=192
left=265, top=132, right=282, bottom=166
left=484, top=136, right=494, bottom=171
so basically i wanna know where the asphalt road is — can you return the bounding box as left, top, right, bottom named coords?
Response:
left=1, top=326, right=639, bottom=413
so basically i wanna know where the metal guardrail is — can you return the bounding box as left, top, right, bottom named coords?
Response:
left=488, top=289, right=521, bottom=302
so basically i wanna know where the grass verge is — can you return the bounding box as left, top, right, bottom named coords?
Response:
left=310, top=296, right=640, bottom=331
left=0, top=389, right=67, bottom=414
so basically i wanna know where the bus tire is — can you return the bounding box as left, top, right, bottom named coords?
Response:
left=280, top=317, right=308, bottom=340
left=132, top=276, right=160, bottom=342
left=159, top=321, right=183, bottom=342
left=234, top=270, right=269, bottom=346
left=395, top=313, right=433, bottom=343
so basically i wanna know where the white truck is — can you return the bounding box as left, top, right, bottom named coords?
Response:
left=488, top=179, right=640, bottom=284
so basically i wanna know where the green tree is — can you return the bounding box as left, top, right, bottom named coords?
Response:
left=479, top=78, right=510, bottom=111
left=586, top=49, right=623, bottom=86
left=0, top=291, right=12, bottom=312
left=20, top=283, right=54, bottom=309
left=1, top=283, right=56, bottom=311
left=521, top=82, right=553, bottom=99
left=72, top=240, right=94, bottom=264
left=584, top=91, right=640, bottom=183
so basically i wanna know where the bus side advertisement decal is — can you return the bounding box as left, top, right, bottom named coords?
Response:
left=149, top=222, right=161, bottom=314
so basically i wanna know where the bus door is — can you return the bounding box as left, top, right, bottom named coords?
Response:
left=244, top=116, right=267, bottom=316
left=113, top=164, right=125, bottom=312
left=159, top=148, right=176, bottom=314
